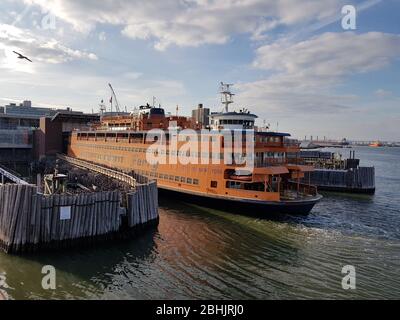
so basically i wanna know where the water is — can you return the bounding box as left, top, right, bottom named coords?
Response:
left=1, top=147, right=399, bottom=300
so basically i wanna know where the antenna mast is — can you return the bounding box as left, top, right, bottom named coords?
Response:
left=99, top=100, right=107, bottom=116
left=220, top=82, right=235, bottom=113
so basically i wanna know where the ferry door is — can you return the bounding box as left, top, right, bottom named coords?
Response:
left=256, top=152, right=264, bottom=167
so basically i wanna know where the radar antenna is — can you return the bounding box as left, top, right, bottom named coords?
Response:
left=220, top=82, right=235, bottom=113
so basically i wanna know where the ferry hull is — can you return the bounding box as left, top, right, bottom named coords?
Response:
left=159, top=187, right=322, bottom=216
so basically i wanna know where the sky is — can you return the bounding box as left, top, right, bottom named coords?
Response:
left=0, top=0, right=399, bottom=141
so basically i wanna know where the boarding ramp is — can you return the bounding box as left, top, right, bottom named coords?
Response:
left=0, top=164, right=29, bottom=185
left=57, top=154, right=136, bottom=188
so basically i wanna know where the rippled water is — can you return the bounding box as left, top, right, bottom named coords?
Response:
left=1, top=147, right=399, bottom=300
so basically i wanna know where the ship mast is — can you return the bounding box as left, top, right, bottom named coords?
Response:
left=220, top=82, right=235, bottom=113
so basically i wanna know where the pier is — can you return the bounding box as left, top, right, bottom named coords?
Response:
left=308, top=167, right=375, bottom=194
left=0, top=156, right=158, bottom=254
left=299, top=151, right=375, bottom=194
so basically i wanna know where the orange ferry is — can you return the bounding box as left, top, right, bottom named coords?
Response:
left=369, top=141, right=383, bottom=147
left=68, top=84, right=322, bottom=215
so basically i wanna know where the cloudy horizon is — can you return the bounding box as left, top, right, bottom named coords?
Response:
left=0, top=0, right=399, bottom=141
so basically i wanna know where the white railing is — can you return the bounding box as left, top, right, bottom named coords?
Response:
left=0, top=165, right=29, bottom=185
left=57, top=154, right=136, bottom=188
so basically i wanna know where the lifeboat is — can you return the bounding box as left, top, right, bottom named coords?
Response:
left=229, top=170, right=252, bottom=181
left=229, top=175, right=252, bottom=181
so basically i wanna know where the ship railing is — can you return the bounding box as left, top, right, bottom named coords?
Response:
left=57, top=154, right=136, bottom=189
left=283, top=181, right=318, bottom=197
left=283, top=139, right=301, bottom=147
left=254, top=159, right=288, bottom=167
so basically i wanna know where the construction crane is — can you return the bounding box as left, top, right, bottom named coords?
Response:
left=108, top=83, right=121, bottom=114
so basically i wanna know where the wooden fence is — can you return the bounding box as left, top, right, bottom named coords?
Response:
left=126, top=181, right=158, bottom=227
left=0, top=182, right=158, bottom=254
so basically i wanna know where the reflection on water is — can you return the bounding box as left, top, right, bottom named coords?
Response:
left=0, top=147, right=400, bottom=299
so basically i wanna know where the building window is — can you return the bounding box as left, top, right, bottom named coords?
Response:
left=211, top=181, right=218, bottom=188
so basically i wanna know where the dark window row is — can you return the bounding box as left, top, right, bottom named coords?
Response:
left=135, top=169, right=199, bottom=186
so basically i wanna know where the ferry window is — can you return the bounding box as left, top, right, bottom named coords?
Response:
left=226, top=181, right=241, bottom=189
left=175, top=176, right=180, bottom=182
left=193, top=179, right=199, bottom=185
left=187, top=178, right=193, bottom=184
left=180, top=177, right=186, bottom=183
left=169, top=175, right=174, bottom=181
left=211, top=181, right=218, bottom=188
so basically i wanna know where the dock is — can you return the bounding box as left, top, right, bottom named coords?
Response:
left=307, top=167, right=375, bottom=194
left=0, top=155, right=158, bottom=254
left=299, top=151, right=375, bottom=194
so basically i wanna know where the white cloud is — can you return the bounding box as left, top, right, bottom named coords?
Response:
left=0, top=23, right=97, bottom=69
left=123, top=72, right=142, bottom=80
left=374, top=89, right=393, bottom=98
left=254, top=32, right=400, bottom=82
left=235, top=32, right=400, bottom=117
left=0, top=62, right=187, bottom=113
left=98, top=32, right=106, bottom=41
left=22, top=0, right=345, bottom=50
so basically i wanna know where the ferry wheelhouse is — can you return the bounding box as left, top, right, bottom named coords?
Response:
left=68, top=84, right=322, bottom=215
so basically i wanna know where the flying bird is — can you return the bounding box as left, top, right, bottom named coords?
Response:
left=12, top=51, right=33, bottom=62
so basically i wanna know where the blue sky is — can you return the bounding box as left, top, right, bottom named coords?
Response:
left=0, top=0, right=399, bottom=140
